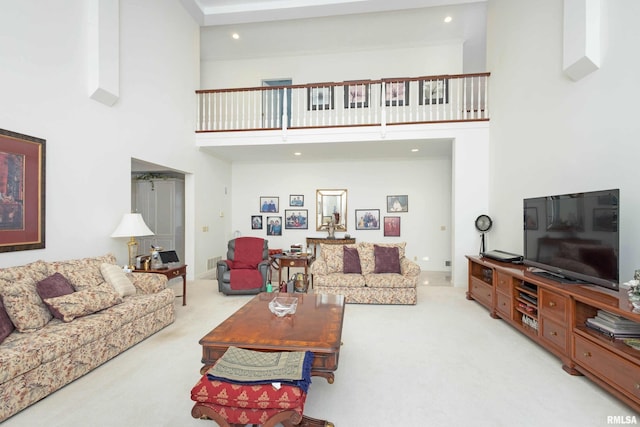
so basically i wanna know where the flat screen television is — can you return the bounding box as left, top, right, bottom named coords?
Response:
left=523, top=189, right=619, bottom=291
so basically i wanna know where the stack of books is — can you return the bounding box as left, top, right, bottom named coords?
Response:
left=585, top=310, right=640, bottom=339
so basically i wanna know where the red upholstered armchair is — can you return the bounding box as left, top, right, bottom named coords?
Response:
left=217, top=237, right=270, bottom=295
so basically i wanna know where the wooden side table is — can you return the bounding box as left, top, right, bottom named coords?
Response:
left=134, top=264, right=188, bottom=306
left=270, top=254, right=313, bottom=291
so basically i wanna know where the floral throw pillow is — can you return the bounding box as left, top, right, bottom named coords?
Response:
left=43, top=286, right=123, bottom=322
left=1, top=278, right=53, bottom=332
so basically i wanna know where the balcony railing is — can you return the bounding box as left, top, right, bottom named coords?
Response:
left=196, top=73, right=490, bottom=132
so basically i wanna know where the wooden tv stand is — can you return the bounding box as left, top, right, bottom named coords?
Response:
left=467, top=255, right=640, bottom=413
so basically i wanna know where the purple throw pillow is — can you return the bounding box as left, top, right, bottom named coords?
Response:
left=0, top=299, right=15, bottom=343
left=373, top=245, right=401, bottom=274
left=36, top=272, right=76, bottom=320
left=343, top=247, right=362, bottom=274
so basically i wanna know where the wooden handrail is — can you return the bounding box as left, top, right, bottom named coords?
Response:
left=195, top=72, right=491, bottom=131
left=195, top=73, right=491, bottom=94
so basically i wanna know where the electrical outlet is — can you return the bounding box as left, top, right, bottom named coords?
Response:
left=445, top=260, right=451, bottom=266
left=202, top=226, right=209, bottom=232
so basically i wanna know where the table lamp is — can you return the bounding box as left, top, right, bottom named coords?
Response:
left=111, top=213, right=154, bottom=269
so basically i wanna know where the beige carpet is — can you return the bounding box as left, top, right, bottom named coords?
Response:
left=2, top=274, right=634, bottom=426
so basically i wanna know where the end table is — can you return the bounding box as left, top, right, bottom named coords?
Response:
left=134, top=264, right=188, bottom=306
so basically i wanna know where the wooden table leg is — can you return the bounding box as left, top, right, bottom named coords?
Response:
left=182, top=273, right=187, bottom=306
left=297, top=415, right=334, bottom=427
left=312, top=371, right=334, bottom=384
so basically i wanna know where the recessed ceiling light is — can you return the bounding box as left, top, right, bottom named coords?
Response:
left=232, top=33, right=240, bottom=40
left=444, top=16, right=452, bottom=23
left=294, top=152, right=302, bottom=156
left=411, top=148, right=419, bottom=152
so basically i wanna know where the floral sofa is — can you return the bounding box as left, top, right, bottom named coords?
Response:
left=310, top=242, right=419, bottom=304
left=0, top=254, right=176, bottom=422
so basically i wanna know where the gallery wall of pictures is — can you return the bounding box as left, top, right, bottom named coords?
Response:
left=250, top=193, right=409, bottom=238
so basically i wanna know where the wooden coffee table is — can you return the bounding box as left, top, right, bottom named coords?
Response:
left=199, top=292, right=345, bottom=426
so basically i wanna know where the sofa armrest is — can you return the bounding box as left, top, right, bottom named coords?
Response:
left=129, top=272, right=168, bottom=294
left=310, top=258, right=328, bottom=275
left=400, top=258, right=421, bottom=277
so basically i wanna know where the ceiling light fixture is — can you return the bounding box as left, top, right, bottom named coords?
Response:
left=294, top=152, right=302, bottom=156
left=444, top=16, right=452, bottom=23
left=411, top=148, right=419, bottom=152
left=232, top=33, right=240, bottom=40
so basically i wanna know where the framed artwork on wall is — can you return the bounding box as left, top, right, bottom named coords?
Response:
left=289, top=194, right=304, bottom=207
left=384, top=217, right=401, bottom=237
left=260, top=196, right=279, bottom=213
left=251, top=215, right=263, bottom=230
left=266, top=216, right=282, bottom=236
left=355, top=209, right=380, bottom=230
left=285, top=209, right=308, bottom=229
left=344, top=81, right=370, bottom=108
left=386, top=195, right=408, bottom=212
left=418, top=79, right=449, bottom=105
left=383, top=80, right=410, bottom=106
left=0, top=128, right=45, bottom=252
left=307, top=86, right=334, bottom=111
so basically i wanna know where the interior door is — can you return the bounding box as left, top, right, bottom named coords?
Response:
left=262, top=79, right=292, bottom=128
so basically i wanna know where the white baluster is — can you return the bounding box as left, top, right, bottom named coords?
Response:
left=470, top=77, right=475, bottom=119
left=282, top=87, right=288, bottom=132
left=484, top=75, right=489, bottom=119
left=463, top=78, right=467, bottom=120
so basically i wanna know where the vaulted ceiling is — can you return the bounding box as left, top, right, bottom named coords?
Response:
left=177, top=0, right=487, bottom=164
left=181, top=0, right=484, bottom=27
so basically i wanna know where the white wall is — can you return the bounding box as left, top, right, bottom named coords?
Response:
left=201, top=43, right=463, bottom=88
left=487, top=0, right=640, bottom=281
left=230, top=158, right=452, bottom=271
left=0, top=0, right=229, bottom=278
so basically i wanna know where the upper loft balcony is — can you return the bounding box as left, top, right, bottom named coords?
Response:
left=196, top=73, right=489, bottom=134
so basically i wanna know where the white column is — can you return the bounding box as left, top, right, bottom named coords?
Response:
left=88, top=0, right=119, bottom=106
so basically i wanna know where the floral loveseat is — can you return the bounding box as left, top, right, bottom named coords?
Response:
left=310, top=242, right=420, bottom=304
left=0, top=254, right=176, bottom=422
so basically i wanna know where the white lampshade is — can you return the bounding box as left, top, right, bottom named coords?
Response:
left=111, top=213, right=154, bottom=238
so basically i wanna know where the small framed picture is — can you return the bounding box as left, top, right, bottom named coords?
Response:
left=387, top=195, right=408, bottom=213
left=289, top=194, right=304, bottom=207
left=384, top=217, right=401, bottom=237
left=307, top=86, right=334, bottom=111
left=355, top=209, right=380, bottom=230
left=383, top=80, right=410, bottom=106
left=251, top=215, right=263, bottom=230
left=285, top=210, right=308, bottom=229
left=418, top=79, right=449, bottom=105
left=344, top=81, right=370, bottom=108
left=260, top=197, right=279, bottom=213
left=266, top=216, right=282, bottom=236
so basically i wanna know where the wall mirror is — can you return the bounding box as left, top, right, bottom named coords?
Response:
left=316, top=189, right=347, bottom=231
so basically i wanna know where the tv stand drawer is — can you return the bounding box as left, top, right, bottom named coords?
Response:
left=574, top=335, right=640, bottom=401
left=470, top=277, right=493, bottom=309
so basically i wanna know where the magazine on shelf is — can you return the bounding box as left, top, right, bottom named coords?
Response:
left=586, top=318, right=640, bottom=338
left=592, top=310, right=640, bottom=333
